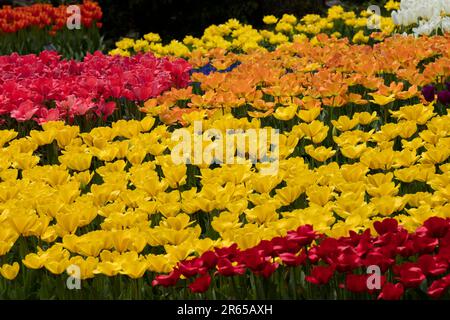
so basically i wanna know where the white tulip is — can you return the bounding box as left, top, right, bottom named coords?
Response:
left=442, top=0, right=450, bottom=14
left=392, top=0, right=450, bottom=35
left=391, top=11, right=400, bottom=25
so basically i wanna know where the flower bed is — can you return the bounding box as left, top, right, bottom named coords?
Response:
left=110, top=5, right=398, bottom=58
left=0, top=1, right=103, bottom=58
left=0, top=50, right=190, bottom=132
left=0, top=2, right=449, bottom=300
left=154, top=218, right=450, bottom=299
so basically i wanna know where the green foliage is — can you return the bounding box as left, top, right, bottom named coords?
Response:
left=0, top=26, right=104, bottom=59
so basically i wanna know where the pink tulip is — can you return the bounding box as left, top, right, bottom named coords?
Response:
left=0, top=50, right=191, bottom=124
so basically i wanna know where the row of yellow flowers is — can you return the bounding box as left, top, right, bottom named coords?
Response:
left=110, top=4, right=400, bottom=58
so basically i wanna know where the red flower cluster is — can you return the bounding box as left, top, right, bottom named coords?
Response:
left=0, top=50, right=191, bottom=123
left=0, top=1, right=102, bottom=34
left=152, top=225, right=317, bottom=292
left=152, top=218, right=450, bottom=299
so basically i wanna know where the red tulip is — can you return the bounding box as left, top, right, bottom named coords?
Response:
left=285, top=224, right=317, bottom=247
left=279, top=250, right=307, bottom=267
left=152, top=270, right=181, bottom=287
left=395, top=239, right=416, bottom=257
left=343, top=273, right=386, bottom=293
left=307, top=246, right=320, bottom=264
left=374, top=219, right=399, bottom=235
left=36, top=108, right=60, bottom=124
left=427, top=278, right=448, bottom=299
left=215, top=244, right=239, bottom=259
left=258, top=261, right=279, bottom=278
left=394, top=263, right=426, bottom=288
left=423, top=217, right=449, bottom=238
left=216, top=258, right=246, bottom=276
left=200, top=251, right=218, bottom=269
left=438, top=246, right=450, bottom=262
left=335, top=247, right=362, bottom=272
left=305, top=265, right=335, bottom=285
left=178, top=259, right=205, bottom=278
left=343, top=274, right=369, bottom=293
left=413, top=235, right=439, bottom=254
left=189, top=274, right=211, bottom=293
left=418, top=255, right=448, bottom=276
left=238, top=249, right=267, bottom=271
left=352, top=229, right=373, bottom=256
left=363, top=251, right=394, bottom=273
left=378, top=283, right=404, bottom=300
left=270, top=237, right=301, bottom=254
left=256, top=240, right=275, bottom=256
left=314, top=238, right=339, bottom=262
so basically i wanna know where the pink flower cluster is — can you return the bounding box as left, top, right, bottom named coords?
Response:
left=0, top=50, right=191, bottom=124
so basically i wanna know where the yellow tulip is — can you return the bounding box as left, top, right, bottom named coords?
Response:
left=44, top=259, right=70, bottom=275
left=120, top=260, right=148, bottom=279
left=245, top=204, right=279, bottom=225
left=297, top=107, right=321, bottom=123
left=55, top=126, right=80, bottom=148
left=390, top=103, right=436, bottom=125
left=306, top=185, right=334, bottom=206
left=147, top=254, right=175, bottom=273
left=0, top=262, right=20, bottom=280
left=140, top=116, right=156, bottom=132
left=30, top=130, right=55, bottom=146
left=12, top=153, right=39, bottom=170
left=7, top=209, right=39, bottom=236
left=161, top=164, right=187, bottom=188
left=275, top=185, right=303, bottom=206
left=56, top=212, right=81, bottom=235
left=263, top=15, right=278, bottom=24
left=75, top=240, right=105, bottom=257
left=354, top=111, right=378, bottom=125
left=299, top=121, right=329, bottom=144
left=421, top=146, right=450, bottom=164
left=369, top=93, right=395, bottom=106
left=69, top=256, right=98, bottom=280
left=397, top=121, right=417, bottom=139
left=59, top=152, right=92, bottom=171
left=371, top=196, right=405, bottom=216
left=305, top=145, right=336, bottom=162
left=340, top=143, right=367, bottom=159
left=0, top=130, right=18, bottom=147
left=274, top=104, right=297, bottom=121
left=211, top=211, right=242, bottom=234
left=111, top=230, right=133, bottom=253
left=126, top=148, right=147, bottom=165
left=331, top=116, right=359, bottom=131
left=94, top=261, right=122, bottom=277
left=164, top=242, right=194, bottom=261
left=22, top=253, right=45, bottom=269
